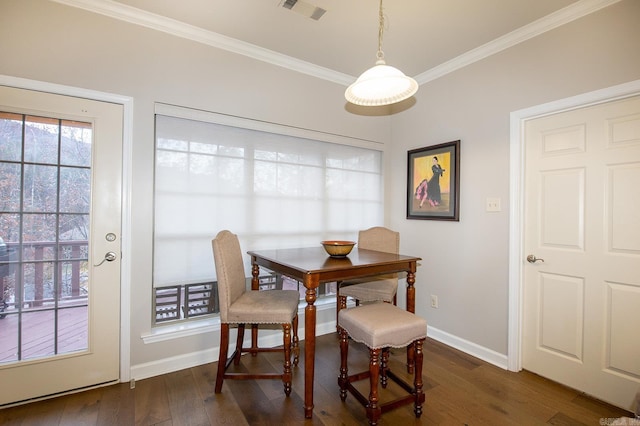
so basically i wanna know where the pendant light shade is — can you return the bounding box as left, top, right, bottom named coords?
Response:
left=345, top=59, right=418, bottom=106
left=345, top=0, right=418, bottom=106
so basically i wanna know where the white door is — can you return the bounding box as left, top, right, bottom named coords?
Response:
left=523, top=95, right=640, bottom=410
left=0, top=86, right=122, bottom=405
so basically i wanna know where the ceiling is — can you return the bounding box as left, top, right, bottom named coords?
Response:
left=86, top=0, right=613, bottom=83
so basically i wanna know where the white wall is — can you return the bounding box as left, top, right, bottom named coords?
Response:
left=1, top=0, right=639, bottom=377
left=388, top=0, right=640, bottom=356
left=0, top=0, right=390, bottom=373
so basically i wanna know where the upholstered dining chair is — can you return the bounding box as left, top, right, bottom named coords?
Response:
left=212, top=230, right=300, bottom=395
left=336, top=226, right=400, bottom=322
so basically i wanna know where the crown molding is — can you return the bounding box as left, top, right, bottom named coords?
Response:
left=415, top=0, right=623, bottom=84
left=50, top=0, right=354, bottom=85
left=51, top=0, right=621, bottom=87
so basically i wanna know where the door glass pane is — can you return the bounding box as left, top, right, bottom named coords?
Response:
left=0, top=315, right=18, bottom=363
left=0, top=111, right=92, bottom=365
left=0, top=163, right=20, bottom=210
left=21, top=310, right=55, bottom=360
left=24, top=116, right=59, bottom=165
left=23, top=165, right=58, bottom=212
left=60, top=167, right=91, bottom=213
left=0, top=112, right=22, bottom=162
left=22, top=214, right=57, bottom=244
left=59, top=306, right=88, bottom=352
left=60, top=120, right=92, bottom=167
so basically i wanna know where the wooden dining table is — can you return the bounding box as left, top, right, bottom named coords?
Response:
left=247, top=246, right=421, bottom=419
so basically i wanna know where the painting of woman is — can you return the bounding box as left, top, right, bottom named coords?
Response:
left=427, top=156, right=445, bottom=206
left=407, top=140, right=459, bottom=221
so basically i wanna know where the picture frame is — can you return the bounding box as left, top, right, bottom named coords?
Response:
left=407, top=140, right=460, bottom=221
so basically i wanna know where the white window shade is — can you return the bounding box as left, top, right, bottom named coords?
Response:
left=154, top=112, right=384, bottom=288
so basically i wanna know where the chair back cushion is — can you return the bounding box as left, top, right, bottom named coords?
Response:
left=358, top=226, right=399, bottom=254
left=212, top=230, right=247, bottom=322
left=358, top=227, right=400, bottom=281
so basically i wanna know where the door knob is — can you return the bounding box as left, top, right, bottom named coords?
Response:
left=94, top=251, right=118, bottom=267
left=526, top=254, right=544, bottom=263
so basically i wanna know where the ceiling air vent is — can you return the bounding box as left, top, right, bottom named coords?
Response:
left=282, top=0, right=298, bottom=9
left=279, top=0, right=327, bottom=21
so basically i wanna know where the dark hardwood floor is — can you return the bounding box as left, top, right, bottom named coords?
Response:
left=0, top=333, right=633, bottom=425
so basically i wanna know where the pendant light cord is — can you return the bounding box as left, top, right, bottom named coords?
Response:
left=376, top=0, right=385, bottom=61
left=344, top=0, right=418, bottom=106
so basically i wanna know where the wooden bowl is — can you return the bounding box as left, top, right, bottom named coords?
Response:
left=321, top=240, right=356, bottom=257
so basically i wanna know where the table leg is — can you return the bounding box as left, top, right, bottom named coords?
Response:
left=406, top=269, right=416, bottom=373
left=304, top=279, right=318, bottom=419
left=250, top=263, right=260, bottom=353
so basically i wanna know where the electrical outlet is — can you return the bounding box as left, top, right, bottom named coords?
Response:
left=430, top=294, right=438, bottom=309
left=486, top=197, right=501, bottom=212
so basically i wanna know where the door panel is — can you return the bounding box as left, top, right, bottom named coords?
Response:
left=608, top=164, right=640, bottom=253
left=0, top=86, right=122, bottom=405
left=523, top=95, right=640, bottom=411
left=540, top=168, right=584, bottom=249
left=538, top=272, right=584, bottom=361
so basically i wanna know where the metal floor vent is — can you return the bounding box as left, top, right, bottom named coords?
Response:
left=279, top=0, right=326, bottom=21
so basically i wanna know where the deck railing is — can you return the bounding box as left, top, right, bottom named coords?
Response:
left=0, top=240, right=88, bottom=312
left=1, top=242, right=338, bottom=323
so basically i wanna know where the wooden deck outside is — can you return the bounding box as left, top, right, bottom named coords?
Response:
left=0, top=304, right=88, bottom=364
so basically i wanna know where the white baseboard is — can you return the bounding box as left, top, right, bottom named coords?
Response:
left=427, top=325, right=509, bottom=370
left=131, top=318, right=508, bottom=381
left=131, top=346, right=217, bottom=382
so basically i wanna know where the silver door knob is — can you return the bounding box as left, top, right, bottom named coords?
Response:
left=526, top=254, right=544, bottom=263
left=94, top=251, right=118, bottom=267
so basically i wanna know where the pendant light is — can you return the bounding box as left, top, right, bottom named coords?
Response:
left=345, top=0, right=418, bottom=106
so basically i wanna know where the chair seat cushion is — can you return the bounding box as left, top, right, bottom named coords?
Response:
left=338, top=303, right=426, bottom=349
left=226, top=290, right=299, bottom=324
left=339, top=278, right=397, bottom=302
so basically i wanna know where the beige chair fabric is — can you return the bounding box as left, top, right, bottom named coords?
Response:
left=338, top=226, right=400, bottom=303
left=338, top=303, right=426, bottom=349
left=213, top=230, right=300, bottom=324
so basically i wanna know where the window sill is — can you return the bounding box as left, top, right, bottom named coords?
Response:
left=142, top=297, right=337, bottom=345
left=142, top=316, right=221, bottom=344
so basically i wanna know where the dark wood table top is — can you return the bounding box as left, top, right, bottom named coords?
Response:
left=248, top=246, right=421, bottom=285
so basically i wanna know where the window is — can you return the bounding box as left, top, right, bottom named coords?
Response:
left=153, top=105, right=383, bottom=324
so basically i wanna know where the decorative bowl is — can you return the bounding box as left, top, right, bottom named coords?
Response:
left=321, top=240, right=356, bottom=257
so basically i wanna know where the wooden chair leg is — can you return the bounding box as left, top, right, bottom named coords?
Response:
left=215, top=323, right=230, bottom=393
left=336, top=282, right=341, bottom=326
left=282, top=323, right=292, bottom=396
left=292, top=314, right=300, bottom=366
left=338, top=326, right=349, bottom=401
left=380, top=348, right=389, bottom=388
left=413, top=339, right=425, bottom=418
left=250, top=323, right=259, bottom=356
left=367, top=348, right=382, bottom=426
left=336, top=293, right=347, bottom=330
left=234, top=324, right=245, bottom=365
left=407, top=341, right=415, bottom=374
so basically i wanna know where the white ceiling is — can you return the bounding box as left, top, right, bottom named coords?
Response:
left=73, top=0, right=618, bottom=83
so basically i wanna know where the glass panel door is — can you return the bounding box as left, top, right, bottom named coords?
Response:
left=0, top=85, right=122, bottom=406
left=1, top=113, right=91, bottom=363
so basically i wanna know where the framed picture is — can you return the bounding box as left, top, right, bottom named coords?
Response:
left=407, top=140, right=460, bottom=221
